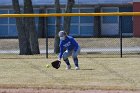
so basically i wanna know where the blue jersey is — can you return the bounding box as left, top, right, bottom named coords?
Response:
left=59, top=36, right=79, bottom=59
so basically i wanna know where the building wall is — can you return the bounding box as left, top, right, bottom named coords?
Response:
left=47, top=8, right=95, bottom=37
left=133, top=2, right=140, bottom=37
left=0, top=7, right=95, bottom=38
left=119, top=6, right=133, bottom=36
left=0, top=1, right=134, bottom=38
left=0, top=9, right=17, bottom=37
left=0, top=0, right=133, bottom=5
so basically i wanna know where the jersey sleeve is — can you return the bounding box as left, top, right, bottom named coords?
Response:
left=70, top=37, right=79, bottom=51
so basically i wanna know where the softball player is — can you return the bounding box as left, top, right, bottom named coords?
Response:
left=58, top=31, right=80, bottom=70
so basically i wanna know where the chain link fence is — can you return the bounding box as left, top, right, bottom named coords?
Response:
left=46, top=37, right=140, bottom=58
left=0, top=34, right=140, bottom=58
left=0, top=6, right=140, bottom=58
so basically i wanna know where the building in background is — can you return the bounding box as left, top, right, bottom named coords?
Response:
left=0, top=0, right=135, bottom=38
left=133, top=0, right=140, bottom=37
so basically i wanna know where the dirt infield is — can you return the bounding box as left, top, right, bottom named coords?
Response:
left=0, top=88, right=140, bottom=93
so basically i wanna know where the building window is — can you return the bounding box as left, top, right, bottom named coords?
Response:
left=102, top=8, right=118, bottom=23
left=0, top=25, right=8, bottom=36
left=0, top=7, right=95, bottom=37
left=46, top=8, right=95, bottom=37
left=79, top=8, right=94, bottom=36
left=70, top=9, right=79, bottom=36
left=0, top=10, right=8, bottom=37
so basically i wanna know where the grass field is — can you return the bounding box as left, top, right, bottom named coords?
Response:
left=0, top=54, right=140, bottom=92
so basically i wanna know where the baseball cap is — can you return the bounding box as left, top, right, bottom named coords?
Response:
left=58, top=31, right=66, bottom=37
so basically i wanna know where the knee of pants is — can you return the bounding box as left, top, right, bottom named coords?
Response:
left=62, top=54, right=68, bottom=60
left=72, top=54, right=77, bottom=59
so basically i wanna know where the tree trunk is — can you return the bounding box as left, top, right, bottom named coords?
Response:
left=12, top=0, right=32, bottom=55
left=54, top=0, right=61, bottom=54
left=24, top=0, right=40, bottom=54
left=63, top=0, right=75, bottom=34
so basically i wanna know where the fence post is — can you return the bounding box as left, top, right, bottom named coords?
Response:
left=45, top=17, right=48, bottom=58
left=120, top=16, right=123, bottom=58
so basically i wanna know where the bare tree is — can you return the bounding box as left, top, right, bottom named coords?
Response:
left=54, top=0, right=61, bottom=53
left=12, top=0, right=32, bottom=55
left=54, top=0, right=75, bottom=54
left=24, top=0, right=40, bottom=54
left=63, top=0, right=75, bottom=34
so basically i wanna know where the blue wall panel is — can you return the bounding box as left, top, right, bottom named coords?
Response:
left=80, top=9, right=94, bottom=36
left=48, top=25, right=55, bottom=36
left=0, top=10, right=8, bottom=24
left=119, top=7, right=133, bottom=34
left=70, top=25, right=79, bottom=35
left=71, top=9, right=79, bottom=23
left=9, top=26, right=18, bottom=36
left=0, top=18, right=8, bottom=24
left=102, top=8, right=118, bottom=24
left=0, top=26, right=8, bottom=36
left=80, top=26, right=94, bottom=36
